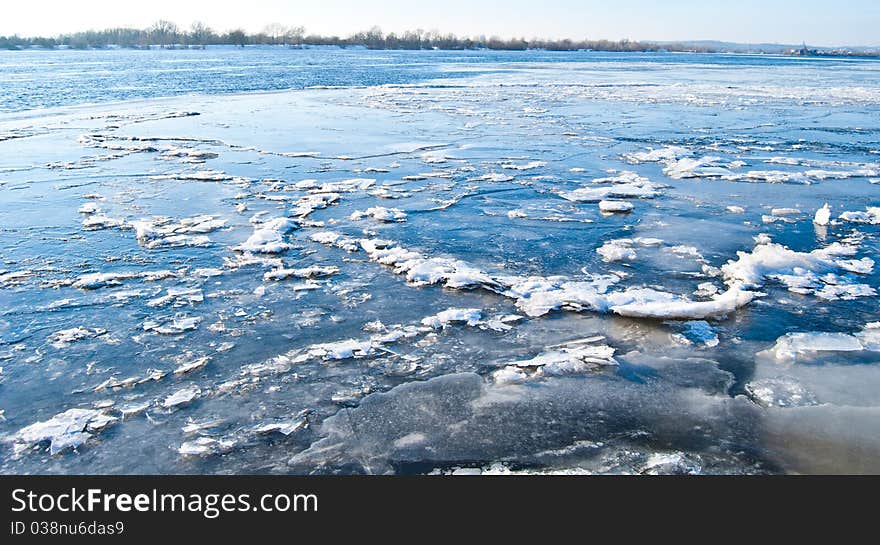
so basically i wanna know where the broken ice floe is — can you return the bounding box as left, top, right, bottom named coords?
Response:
left=838, top=206, right=880, bottom=225
left=420, top=308, right=483, bottom=328
left=326, top=238, right=756, bottom=320
left=359, top=239, right=499, bottom=289
left=263, top=265, right=339, bottom=281
left=6, top=408, right=118, bottom=455
left=47, top=327, right=108, bottom=348
left=174, top=356, right=211, bottom=375
left=671, top=321, right=720, bottom=348
left=350, top=206, right=408, bottom=222
left=162, top=386, right=202, bottom=409
left=500, top=160, right=546, bottom=171
left=492, top=337, right=617, bottom=385
left=558, top=171, right=662, bottom=202
left=759, top=323, right=880, bottom=364
left=178, top=410, right=310, bottom=457
left=178, top=436, right=236, bottom=456
left=131, top=215, right=225, bottom=249
left=289, top=192, right=340, bottom=218
left=814, top=204, right=831, bottom=226
left=147, top=288, right=204, bottom=308
left=239, top=307, right=501, bottom=380
left=598, top=200, right=634, bottom=213
left=235, top=217, right=298, bottom=254
left=744, top=378, right=821, bottom=408
left=93, top=369, right=166, bottom=391
left=82, top=214, right=124, bottom=231
left=71, top=270, right=178, bottom=290
left=596, top=237, right=662, bottom=263
left=143, top=315, right=202, bottom=335
left=290, top=369, right=757, bottom=474
left=720, top=236, right=875, bottom=300
left=310, top=231, right=360, bottom=252
left=624, top=146, right=880, bottom=184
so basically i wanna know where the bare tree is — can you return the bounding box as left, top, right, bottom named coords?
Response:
left=262, top=23, right=287, bottom=45
left=189, top=21, right=214, bottom=46
left=149, top=20, right=179, bottom=47
left=226, top=29, right=248, bottom=47
left=284, top=26, right=305, bottom=45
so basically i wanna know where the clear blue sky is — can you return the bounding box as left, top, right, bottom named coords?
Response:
left=3, top=0, right=878, bottom=46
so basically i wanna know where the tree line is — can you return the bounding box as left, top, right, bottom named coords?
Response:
left=0, top=22, right=714, bottom=52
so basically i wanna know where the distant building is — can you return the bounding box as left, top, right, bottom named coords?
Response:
left=788, top=42, right=819, bottom=56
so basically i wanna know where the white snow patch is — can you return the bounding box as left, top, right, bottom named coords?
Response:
left=350, top=206, right=407, bottom=222
left=813, top=204, right=831, bottom=226
left=235, top=217, right=297, bottom=253
left=421, top=308, right=483, bottom=328
left=599, top=200, right=634, bottom=213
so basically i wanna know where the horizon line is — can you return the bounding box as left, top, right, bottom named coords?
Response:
left=1, top=23, right=878, bottom=50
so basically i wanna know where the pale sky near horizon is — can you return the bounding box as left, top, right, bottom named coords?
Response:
left=2, top=0, right=878, bottom=46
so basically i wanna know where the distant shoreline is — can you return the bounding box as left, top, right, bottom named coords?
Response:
left=3, top=44, right=879, bottom=59
left=2, top=23, right=877, bottom=57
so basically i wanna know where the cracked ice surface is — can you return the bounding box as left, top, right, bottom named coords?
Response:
left=1, top=50, right=879, bottom=475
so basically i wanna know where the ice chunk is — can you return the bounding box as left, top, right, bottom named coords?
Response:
left=179, top=436, right=236, bottom=456
left=623, top=146, right=691, bottom=164
left=162, top=386, right=201, bottom=409
left=745, top=378, right=820, bottom=408
left=9, top=408, right=116, bottom=455
left=675, top=321, right=720, bottom=347
left=493, top=338, right=617, bottom=383
left=82, top=214, right=124, bottom=230
left=360, top=239, right=499, bottom=289
left=0, top=270, right=33, bottom=287
left=597, top=239, right=638, bottom=262
left=596, top=237, right=665, bottom=263
left=235, top=217, right=297, bottom=254
left=838, top=206, right=880, bottom=225
left=147, top=288, right=204, bottom=308
left=313, top=178, right=375, bottom=193
left=813, top=204, right=831, bottom=226
left=143, top=315, right=202, bottom=335
left=641, top=452, right=701, bottom=475
left=193, top=268, right=224, bottom=278
left=291, top=371, right=753, bottom=474
left=253, top=411, right=310, bottom=436
left=721, top=240, right=872, bottom=298
left=264, top=265, right=339, bottom=281
left=610, top=285, right=755, bottom=320
left=130, top=215, right=225, bottom=249
left=771, top=208, right=801, bottom=216
left=72, top=272, right=137, bottom=289
left=501, top=160, right=546, bottom=171
left=289, top=192, right=340, bottom=217
left=310, top=231, right=360, bottom=252
left=78, top=202, right=102, bottom=214
left=599, top=200, right=634, bottom=213
left=421, top=308, right=483, bottom=328
left=174, top=356, right=210, bottom=375
left=761, top=331, right=870, bottom=363
left=308, top=339, right=375, bottom=360
left=350, top=207, right=407, bottom=222
left=664, top=156, right=730, bottom=180
left=559, top=171, right=661, bottom=202
left=47, top=327, right=107, bottom=348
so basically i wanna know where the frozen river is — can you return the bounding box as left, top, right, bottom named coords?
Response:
left=1, top=49, right=879, bottom=474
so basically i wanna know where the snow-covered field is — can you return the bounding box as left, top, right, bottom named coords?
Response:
left=1, top=50, right=879, bottom=474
